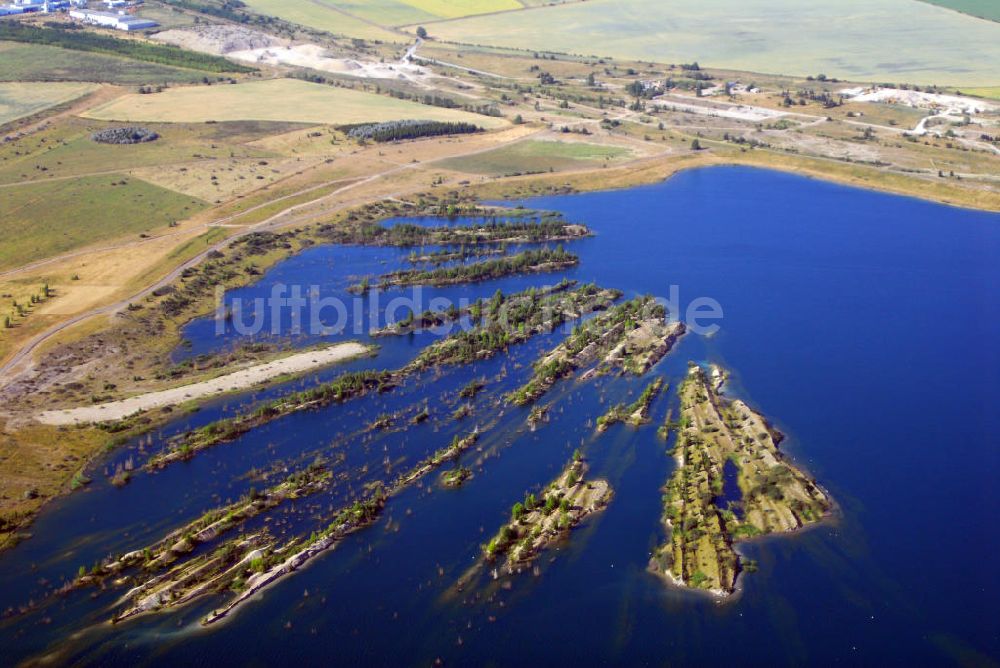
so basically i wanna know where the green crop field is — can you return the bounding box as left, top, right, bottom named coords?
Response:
left=0, top=82, right=98, bottom=126
left=424, top=0, right=1000, bottom=87
left=81, top=78, right=508, bottom=127
left=437, top=139, right=631, bottom=175
left=920, top=0, right=1000, bottom=21
left=0, top=42, right=208, bottom=85
left=963, top=87, right=1000, bottom=100
left=0, top=176, right=206, bottom=270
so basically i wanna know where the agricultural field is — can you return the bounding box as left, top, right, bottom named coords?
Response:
left=81, top=78, right=509, bottom=127
left=0, top=41, right=209, bottom=85
left=921, top=0, right=1000, bottom=21
left=963, top=87, right=1000, bottom=100
left=0, top=175, right=205, bottom=270
left=423, top=0, right=1000, bottom=87
left=437, top=139, right=632, bottom=175
left=239, top=0, right=404, bottom=41
left=0, top=82, right=97, bottom=125
left=327, top=0, right=521, bottom=25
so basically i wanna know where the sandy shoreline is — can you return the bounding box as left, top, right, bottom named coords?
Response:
left=35, top=341, right=371, bottom=426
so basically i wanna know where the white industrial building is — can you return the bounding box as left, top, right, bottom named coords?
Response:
left=68, top=7, right=157, bottom=30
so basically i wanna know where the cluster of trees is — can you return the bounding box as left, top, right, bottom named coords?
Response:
left=344, top=120, right=480, bottom=143
left=484, top=459, right=580, bottom=560
left=0, top=23, right=254, bottom=73
left=4, top=283, right=52, bottom=330
left=91, top=127, right=159, bottom=145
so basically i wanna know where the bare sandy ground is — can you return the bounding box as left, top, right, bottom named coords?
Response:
left=840, top=86, right=999, bottom=114
left=650, top=95, right=789, bottom=122
left=154, top=25, right=431, bottom=83
left=36, top=341, right=370, bottom=426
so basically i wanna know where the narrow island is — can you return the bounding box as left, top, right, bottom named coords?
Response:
left=650, top=365, right=833, bottom=596
left=596, top=377, right=666, bottom=432
left=406, top=282, right=621, bottom=371
left=371, top=278, right=576, bottom=338
left=508, top=296, right=686, bottom=406
left=350, top=246, right=579, bottom=292
left=107, top=430, right=484, bottom=625
left=319, top=214, right=592, bottom=249
left=484, top=453, right=611, bottom=574
left=145, top=370, right=396, bottom=469
left=144, top=282, right=623, bottom=472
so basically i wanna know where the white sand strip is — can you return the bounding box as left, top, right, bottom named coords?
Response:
left=36, top=341, right=371, bottom=426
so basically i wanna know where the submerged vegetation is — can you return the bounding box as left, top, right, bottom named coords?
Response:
left=650, top=366, right=833, bottom=595
left=146, top=371, right=395, bottom=469
left=109, top=428, right=483, bottom=625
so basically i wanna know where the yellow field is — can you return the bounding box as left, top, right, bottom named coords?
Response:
left=239, top=0, right=403, bottom=41
left=0, top=82, right=98, bottom=125
left=81, top=79, right=509, bottom=128
left=401, top=0, right=521, bottom=18
left=329, top=0, right=520, bottom=24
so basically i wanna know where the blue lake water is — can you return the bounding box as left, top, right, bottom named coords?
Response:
left=1, top=166, right=998, bottom=665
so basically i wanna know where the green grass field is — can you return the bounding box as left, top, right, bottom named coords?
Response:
left=437, top=139, right=630, bottom=175
left=81, top=78, right=508, bottom=127
left=0, top=119, right=295, bottom=186
left=921, top=0, right=1000, bottom=21
left=0, top=176, right=206, bottom=270
left=963, top=87, right=1000, bottom=100
left=0, top=42, right=208, bottom=85
left=425, top=0, right=1000, bottom=87
left=0, top=82, right=97, bottom=125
